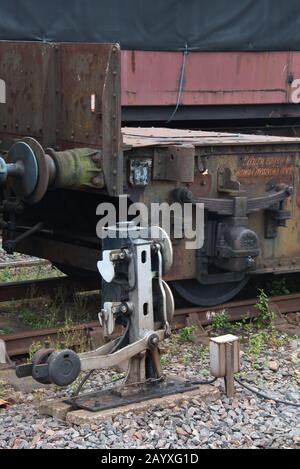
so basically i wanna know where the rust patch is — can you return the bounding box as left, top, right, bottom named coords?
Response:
left=131, top=51, right=136, bottom=74
left=188, top=172, right=212, bottom=198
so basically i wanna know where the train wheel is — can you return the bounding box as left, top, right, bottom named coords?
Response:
left=172, top=277, right=249, bottom=307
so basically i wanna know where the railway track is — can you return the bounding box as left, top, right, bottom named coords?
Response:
left=0, top=259, right=50, bottom=271
left=2, top=292, right=300, bottom=358
left=0, top=276, right=100, bottom=302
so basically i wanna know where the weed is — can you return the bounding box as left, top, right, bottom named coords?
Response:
left=26, top=319, right=91, bottom=366
left=0, top=325, right=13, bottom=335
left=0, top=380, right=8, bottom=400
left=112, top=373, right=126, bottom=382
left=255, top=289, right=273, bottom=328
left=243, top=321, right=255, bottom=334
left=197, top=345, right=209, bottom=366
left=28, top=341, right=43, bottom=362
left=160, top=355, right=171, bottom=367
left=268, top=328, right=287, bottom=349
left=19, top=306, right=58, bottom=330
left=182, top=353, right=193, bottom=365
left=68, top=374, right=84, bottom=394
left=247, top=327, right=288, bottom=362
left=169, top=334, right=179, bottom=355
left=270, top=278, right=290, bottom=297
left=0, top=267, right=13, bottom=283
left=0, top=264, right=63, bottom=283
left=179, top=326, right=196, bottom=343
left=57, top=317, right=90, bottom=354
left=248, top=332, right=266, bottom=358
left=211, top=310, right=232, bottom=332
left=232, top=312, right=251, bottom=331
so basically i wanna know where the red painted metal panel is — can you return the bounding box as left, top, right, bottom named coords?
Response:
left=121, top=51, right=300, bottom=107
left=288, top=52, right=300, bottom=103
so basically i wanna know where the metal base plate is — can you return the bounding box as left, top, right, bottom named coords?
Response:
left=65, top=378, right=198, bottom=413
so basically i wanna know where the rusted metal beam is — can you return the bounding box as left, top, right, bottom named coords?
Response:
left=2, top=293, right=299, bottom=358
left=3, top=322, right=100, bottom=357
left=0, top=259, right=50, bottom=270
left=0, top=276, right=100, bottom=302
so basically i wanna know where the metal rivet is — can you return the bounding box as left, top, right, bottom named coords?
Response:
left=92, top=177, right=103, bottom=187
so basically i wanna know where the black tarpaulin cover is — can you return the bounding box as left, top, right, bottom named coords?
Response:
left=0, top=0, right=300, bottom=51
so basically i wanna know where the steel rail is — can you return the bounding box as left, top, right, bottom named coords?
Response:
left=0, top=259, right=50, bottom=270
left=3, top=322, right=100, bottom=357
left=0, top=276, right=100, bottom=302
left=2, top=292, right=299, bottom=358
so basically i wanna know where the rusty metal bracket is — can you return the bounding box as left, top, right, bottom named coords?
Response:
left=218, top=167, right=242, bottom=195
left=153, top=145, right=195, bottom=182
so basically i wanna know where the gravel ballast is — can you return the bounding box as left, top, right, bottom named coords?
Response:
left=0, top=332, right=299, bottom=449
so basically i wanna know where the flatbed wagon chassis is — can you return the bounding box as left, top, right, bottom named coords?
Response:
left=0, top=42, right=300, bottom=307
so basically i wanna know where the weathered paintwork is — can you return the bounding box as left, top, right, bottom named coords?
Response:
left=0, top=41, right=122, bottom=196
left=122, top=128, right=300, bottom=281
left=121, top=50, right=300, bottom=106
left=1, top=42, right=300, bottom=300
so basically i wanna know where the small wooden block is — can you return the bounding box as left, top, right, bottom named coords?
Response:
left=39, top=399, right=74, bottom=421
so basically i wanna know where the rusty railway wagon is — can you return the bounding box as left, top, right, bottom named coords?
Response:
left=0, top=41, right=300, bottom=306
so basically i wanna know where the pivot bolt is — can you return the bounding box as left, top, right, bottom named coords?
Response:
left=246, top=256, right=255, bottom=269
left=92, top=176, right=103, bottom=187
left=148, top=334, right=160, bottom=349
left=119, top=250, right=127, bottom=261
left=120, top=304, right=128, bottom=314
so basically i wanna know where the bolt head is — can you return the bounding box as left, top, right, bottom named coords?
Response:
left=92, top=176, right=103, bottom=187
left=246, top=257, right=255, bottom=268
left=149, top=336, right=159, bottom=348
